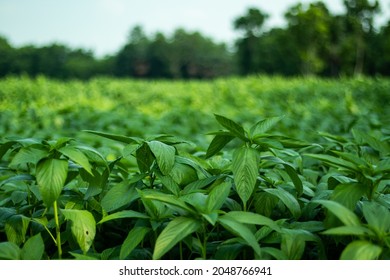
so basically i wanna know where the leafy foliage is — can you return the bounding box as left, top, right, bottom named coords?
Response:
left=0, top=77, right=389, bottom=260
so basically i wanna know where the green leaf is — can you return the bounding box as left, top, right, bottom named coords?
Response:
left=5, top=215, right=30, bottom=245
left=214, top=114, right=246, bottom=140
left=264, top=188, right=301, bottom=219
left=0, top=242, right=21, bottom=260
left=9, top=146, right=48, bottom=168
left=340, top=240, right=382, bottom=260
left=314, top=200, right=361, bottom=226
left=304, top=154, right=358, bottom=172
left=147, top=141, right=175, bottom=175
left=136, top=142, right=155, bottom=173
left=206, top=134, right=234, bottom=158
left=218, top=215, right=261, bottom=257
left=58, top=146, right=93, bottom=175
left=253, top=192, right=279, bottom=217
left=283, top=163, right=303, bottom=197
left=223, top=211, right=281, bottom=232
left=362, top=201, right=390, bottom=234
left=21, top=233, right=44, bottom=260
left=281, top=229, right=305, bottom=260
left=36, top=158, right=68, bottom=207
left=153, top=216, right=201, bottom=260
left=139, top=189, right=196, bottom=215
left=84, top=130, right=142, bottom=144
left=168, top=161, right=198, bottom=187
left=61, top=209, right=96, bottom=254
left=98, top=210, right=149, bottom=224
left=352, top=129, right=390, bottom=156
left=249, top=116, right=284, bottom=138
left=232, top=147, right=259, bottom=208
left=120, top=226, right=151, bottom=260
left=101, top=179, right=141, bottom=212
left=206, top=181, right=231, bottom=212
left=322, top=225, right=374, bottom=236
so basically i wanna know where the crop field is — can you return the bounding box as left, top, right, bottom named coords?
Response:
left=0, top=76, right=389, bottom=260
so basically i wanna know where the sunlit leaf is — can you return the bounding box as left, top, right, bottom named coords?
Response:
left=36, top=158, right=68, bottom=207
left=147, top=140, right=175, bottom=175
left=62, top=209, right=96, bottom=254
left=340, top=240, right=382, bottom=260
left=21, top=233, right=44, bottom=260
left=153, top=216, right=201, bottom=260
left=232, top=147, right=259, bottom=208
left=120, top=226, right=151, bottom=260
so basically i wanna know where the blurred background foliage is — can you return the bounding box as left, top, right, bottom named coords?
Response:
left=0, top=0, right=390, bottom=79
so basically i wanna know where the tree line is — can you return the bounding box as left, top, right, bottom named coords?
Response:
left=0, top=0, right=389, bottom=79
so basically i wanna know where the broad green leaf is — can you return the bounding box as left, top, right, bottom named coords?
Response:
left=84, top=130, right=142, bottom=144
left=262, top=247, right=287, bottom=260
left=153, top=216, right=201, bottom=259
left=201, top=212, right=219, bottom=226
left=283, top=163, right=303, bottom=197
left=352, top=129, right=390, bottom=156
left=147, top=141, right=175, bottom=175
left=281, top=229, right=305, bottom=260
left=21, top=233, right=44, bottom=260
left=214, top=114, right=246, bottom=140
left=206, top=181, right=231, bottom=212
left=120, top=226, right=151, bottom=260
left=330, top=183, right=366, bottom=209
left=206, top=134, right=234, bottom=158
left=325, top=183, right=366, bottom=227
left=250, top=116, right=284, bottom=138
left=223, top=211, right=281, bottom=232
left=322, top=225, right=374, bottom=236
left=264, top=188, right=301, bottom=219
left=168, top=161, right=198, bottom=187
left=36, top=158, right=68, bottom=207
left=232, top=147, right=259, bottom=208
left=314, top=200, right=361, bottom=226
left=375, top=158, right=390, bottom=174
left=139, top=189, right=196, bottom=215
left=5, top=215, right=30, bottom=245
left=61, top=209, right=96, bottom=254
left=304, top=154, right=358, bottom=172
left=218, top=215, right=261, bottom=257
left=101, top=179, right=140, bottom=212
left=98, top=210, right=149, bottom=224
left=136, top=142, right=154, bottom=173
left=9, top=146, right=48, bottom=168
left=340, top=240, right=382, bottom=260
left=58, top=146, right=93, bottom=175
left=0, top=242, right=20, bottom=260
left=362, top=201, right=390, bottom=234
left=253, top=191, right=279, bottom=217
left=155, top=171, right=181, bottom=195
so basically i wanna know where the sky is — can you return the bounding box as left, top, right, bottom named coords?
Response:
left=0, top=0, right=389, bottom=57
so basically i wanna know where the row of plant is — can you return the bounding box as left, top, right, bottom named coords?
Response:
left=1, top=76, right=389, bottom=147
left=1, top=114, right=389, bottom=259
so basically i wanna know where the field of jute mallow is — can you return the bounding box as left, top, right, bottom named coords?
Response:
left=0, top=76, right=389, bottom=260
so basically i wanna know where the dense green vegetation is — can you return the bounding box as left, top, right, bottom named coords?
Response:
left=1, top=0, right=390, bottom=79
left=0, top=76, right=389, bottom=260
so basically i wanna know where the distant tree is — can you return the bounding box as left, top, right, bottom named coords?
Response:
left=285, top=2, right=332, bottom=75
left=234, top=8, right=269, bottom=75
left=115, top=26, right=150, bottom=77
left=0, top=36, right=14, bottom=77
left=343, top=0, right=380, bottom=75
left=256, top=28, right=300, bottom=76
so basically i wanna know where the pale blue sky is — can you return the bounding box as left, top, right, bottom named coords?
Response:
left=0, top=0, right=389, bottom=57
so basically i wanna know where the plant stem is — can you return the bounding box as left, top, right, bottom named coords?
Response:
left=53, top=200, right=62, bottom=259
